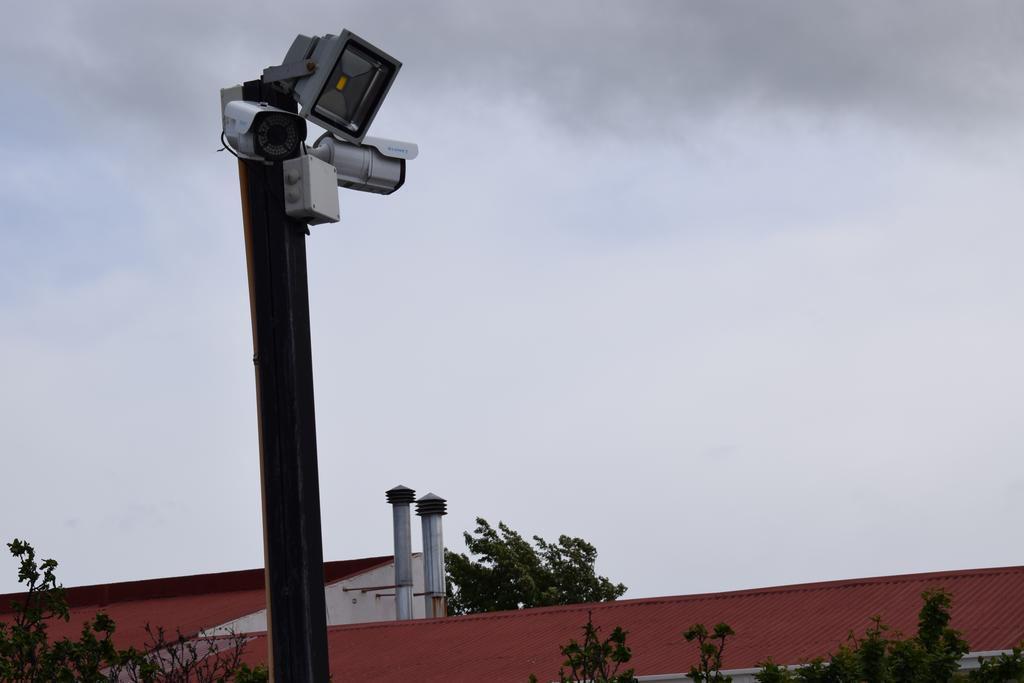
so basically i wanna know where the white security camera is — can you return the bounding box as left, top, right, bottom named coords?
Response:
left=308, top=133, right=418, bottom=195
left=223, top=99, right=307, bottom=162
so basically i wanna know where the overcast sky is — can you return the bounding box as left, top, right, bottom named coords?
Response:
left=1, top=1, right=1023, bottom=598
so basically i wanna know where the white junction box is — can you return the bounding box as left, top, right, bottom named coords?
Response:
left=283, top=154, right=340, bottom=225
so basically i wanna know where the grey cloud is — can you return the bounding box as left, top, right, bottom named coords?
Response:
left=413, top=0, right=1024, bottom=135
left=3, top=0, right=1022, bottom=146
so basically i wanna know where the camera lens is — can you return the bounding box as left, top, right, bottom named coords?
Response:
left=266, top=124, right=288, bottom=146
left=254, top=113, right=305, bottom=161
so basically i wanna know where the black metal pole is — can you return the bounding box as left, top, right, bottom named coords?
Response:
left=238, top=78, right=330, bottom=682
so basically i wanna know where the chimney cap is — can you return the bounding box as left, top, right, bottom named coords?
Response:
left=415, top=492, right=447, bottom=516
left=386, top=484, right=416, bottom=504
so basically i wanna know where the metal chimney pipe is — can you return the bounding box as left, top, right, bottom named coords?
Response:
left=415, top=493, right=448, bottom=619
left=385, top=485, right=416, bottom=621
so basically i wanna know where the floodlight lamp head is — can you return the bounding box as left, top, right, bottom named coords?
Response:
left=274, top=30, right=402, bottom=144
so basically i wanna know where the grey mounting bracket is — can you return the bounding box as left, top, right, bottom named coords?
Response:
left=262, top=59, right=318, bottom=85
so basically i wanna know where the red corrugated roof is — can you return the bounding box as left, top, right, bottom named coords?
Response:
left=232, top=565, right=1024, bottom=681
left=0, top=556, right=392, bottom=651
left=5, top=563, right=1023, bottom=680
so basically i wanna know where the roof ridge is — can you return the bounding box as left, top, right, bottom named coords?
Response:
left=604, top=565, right=1024, bottom=607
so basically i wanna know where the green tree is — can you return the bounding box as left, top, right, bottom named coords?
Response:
left=969, top=646, right=1024, bottom=682
left=684, top=622, right=735, bottom=683
left=446, top=518, right=626, bottom=615
left=529, top=612, right=637, bottom=683
left=754, top=590, right=980, bottom=683
left=0, top=538, right=144, bottom=682
left=0, top=539, right=267, bottom=682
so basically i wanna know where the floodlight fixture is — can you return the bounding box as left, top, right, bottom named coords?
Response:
left=266, top=30, right=402, bottom=144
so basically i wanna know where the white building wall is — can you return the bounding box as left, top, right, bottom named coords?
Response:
left=205, top=553, right=426, bottom=637
left=325, top=554, right=427, bottom=625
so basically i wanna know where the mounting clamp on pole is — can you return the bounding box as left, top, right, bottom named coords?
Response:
left=262, top=59, right=319, bottom=86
